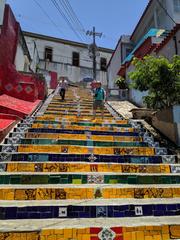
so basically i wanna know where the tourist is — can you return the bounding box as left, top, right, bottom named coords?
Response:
left=59, top=78, right=68, bottom=101
left=92, top=81, right=106, bottom=120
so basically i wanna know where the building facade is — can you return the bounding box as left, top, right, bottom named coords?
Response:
left=24, top=32, right=113, bottom=86
left=107, top=35, right=133, bottom=89
left=107, top=0, right=180, bottom=100
left=130, top=0, right=180, bottom=44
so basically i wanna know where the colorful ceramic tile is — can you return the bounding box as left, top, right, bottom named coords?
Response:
left=98, top=228, right=116, bottom=240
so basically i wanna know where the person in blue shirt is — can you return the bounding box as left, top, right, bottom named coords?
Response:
left=92, top=81, right=106, bottom=120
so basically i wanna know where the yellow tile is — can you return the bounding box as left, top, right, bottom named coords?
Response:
left=169, top=225, right=180, bottom=238
left=162, top=234, right=170, bottom=240
left=161, top=225, right=169, bottom=234
left=144, top=236, right=153, bottom=240
left=41, top=230, right=54, bottom=236
left=54, top=229, right=63, bottom=235
left=131, top=232, right=136, bottom=240
left=27, top=232, right=39, bottom=240
left=47, top=235, right=56, bottom=240
left=153, top=235, right=161, bottom=240
left=123, top=232, right=132, bottom=240
left=146, top=226, right=154, bottom=231
left=153, top=226, right=162, bottom=231
left=81, top=234, right=90, bottom=240
left=137, top=227, right=146, bottom=231
left=64, top=229, right=73, bottom=238
left=136, top=231, right=145, bottom=240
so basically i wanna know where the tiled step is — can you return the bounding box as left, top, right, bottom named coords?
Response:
left=19, top=132, right=143, bottom=142
left=17, top=123, right=137, bottom=132
left=0, top=173, right=179, bottom=185
left=1, top=143, right=156, bottom=155
left=0, top=152, right=176, bottom=164
left=1, top=87, right=179, bottom=237
left=0, top=202, right=180, bottom=219
left=2, top=162, right=176, bottom=173
left=33, top=120, right=130, bottom=127
left=36, top=115, right=124, bottom=123
left=20, top=127, right=140, bottom=136
left=0, top=186, right=180, bottom=200
left=1, top=224, right=180, bottom=240
left=0, top=218, right=180, bottom=240
left=12, top=139, right=148, bottom=147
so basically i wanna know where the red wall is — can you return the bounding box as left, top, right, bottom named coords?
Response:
left=50, top=71, right=58, bottom=89
left=0, top=5, right=46, bottom=101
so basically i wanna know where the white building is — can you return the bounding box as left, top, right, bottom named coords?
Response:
left=130, top=0, right=180, bottom=44
left=14, top=30, right=31, bottom=72
left=107, top=0, right=180, bottom=93
left=24, top=31, right=113, bottom=86
left=107, top=35, right=133, bottom=89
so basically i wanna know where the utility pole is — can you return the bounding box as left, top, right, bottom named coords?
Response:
left=86, top=27, right=102, bottom=80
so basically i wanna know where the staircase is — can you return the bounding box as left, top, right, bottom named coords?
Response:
left=0, top=86, right=180, bottom=240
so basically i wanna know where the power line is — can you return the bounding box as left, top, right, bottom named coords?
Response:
left=33, top=0, right=65, bottom=37
left=62, top=0, right=87, bottom=36
left=50, top=0, right=84, bottom=42
left=57, top=0, right=87, bottom=41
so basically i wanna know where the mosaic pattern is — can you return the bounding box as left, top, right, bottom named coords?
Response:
left=0, top=87, right=178, bottom=235
left=0, top=187, right=179, bottom=200
left=5, top=162, right=172, bottom=173
left=1, top=203, right=180, bottom=219
left=2, top=225, right=179, bottom=240
left=0, top=174, right=179, bottom=184
left=17, top=145, right=155, bottom=155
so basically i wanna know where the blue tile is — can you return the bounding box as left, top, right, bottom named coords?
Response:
left=113, top=212, right=125, bottom=217
left=154, top=211, right=165, bottom=216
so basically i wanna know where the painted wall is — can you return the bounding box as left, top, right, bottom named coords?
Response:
left=107, top=35, right=132, bottom=89
left=25, top=35, right=112, bottom=86
left=131, top=0, right=177, bottom=44
left=126, top=64, right=148, bottom=107
left=157, top=29, right=180, bottom=58
left=0, top=0, right=5, bottom=26
left=14, top=43, right=27, bottom=71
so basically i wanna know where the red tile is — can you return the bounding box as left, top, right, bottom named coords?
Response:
left=114, top=236, right=123, bottom=240
left=111, top=227, right=123, bottom=234
left=90, top=237, right=99, bottom=240
left=90, top=228, right=101, bottom=234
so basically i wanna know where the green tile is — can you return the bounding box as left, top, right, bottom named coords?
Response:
left=82, top=175, right=87, bottom=184
left=109, top=179, right=118, bottom=184
left=10, top=176, right=21, bottom=184
left=49, top=176, right=60, bottom=184
left=72, top=179, right=82, bottom=184
left=127, top=176, right=137, bottom=184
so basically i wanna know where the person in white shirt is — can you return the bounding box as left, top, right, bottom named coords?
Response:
left=59, top=78, right=68, bottom=100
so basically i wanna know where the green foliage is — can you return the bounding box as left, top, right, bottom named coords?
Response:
left=115, top=76, right=127, bottom=89
left=129, top=55, right=180, bottom=109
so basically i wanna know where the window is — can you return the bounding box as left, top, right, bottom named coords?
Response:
left=44, top=47, right=53, bottom=62
left=100, top=58, right=107, bottom=71
left=72, top=52, right=79, bottom=66
left=174, top=0, right=180, bottom=12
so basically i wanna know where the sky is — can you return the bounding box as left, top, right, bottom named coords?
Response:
left=6, top=0, right=149, bottom=49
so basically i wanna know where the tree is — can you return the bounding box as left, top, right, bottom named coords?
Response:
left=115, top=76, right=127, bottom=89
left=129, top=55, right=180, bottom=109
